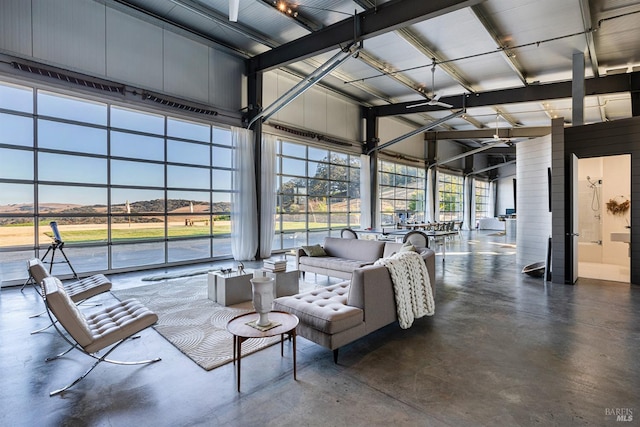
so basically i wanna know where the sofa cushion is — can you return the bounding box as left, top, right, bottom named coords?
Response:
left=382, top=242, right=403, bottom=258
left=383, top=242, right=426, bottom=258
left=298, top=256, right=372, bottom=273
left=400, top=242, right=417, bottom=252
left=322, top=237, right=385, bottom=261
left=273, top=282, right=363, bottom=334
left=301, top=244, right=327, bottom=257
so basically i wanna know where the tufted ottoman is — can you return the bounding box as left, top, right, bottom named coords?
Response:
left=273, top=281, right=366, bottom=363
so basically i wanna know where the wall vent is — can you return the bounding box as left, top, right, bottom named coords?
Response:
left=142, top=91, right=218, bottom=116
left=11, top=61, right=124, bottom=94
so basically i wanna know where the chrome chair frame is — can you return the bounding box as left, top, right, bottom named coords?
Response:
left=402, top=230, right=429, bottom=248
left=42, top=276, right=161, bottom=396
left=340, top=228, right=359, bottom=239
left=28, top=259, right=112, bottom=334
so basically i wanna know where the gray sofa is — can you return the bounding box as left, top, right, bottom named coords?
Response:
left=275, top=246, right=435, bottom=362
left=297, top=237, right=409, bottom=280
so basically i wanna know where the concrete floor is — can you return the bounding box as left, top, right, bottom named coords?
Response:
left=1, top=231, right=638, bottom=426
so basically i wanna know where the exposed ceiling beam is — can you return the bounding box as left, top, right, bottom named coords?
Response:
left=249, top=45, right=362, bottom=128
left=255, top=0, right=445, bottom=123
left=482, top=147, right=517, bottom=156
left=250, top=0, right=483, bottom=72
left=579, top=0, right=600, bottom=77
left=495, top=109, right=521, bottom=127
left=374, top=72, right=639, bottom=116
left=356, top=50, right=424, bottom=95
left=436, top=140, right=506, bottom=165
left=353, top=54, right=455, bottom=131
left=368, top=110, right=465, bottom=154
left=425, top=126, right=550, bottom=140
left=164, top=0, right=401, bottom=110
left=467, top=159, right=516, bottom=176
left=300, top=57, right=395, bottom=104
left=461, top=112, right=484, bottom=129
left=597, top=95, right=607, bottom=122
left=395, top=28, right=475, bottom=93
left=352, top=0, right=377, bottom=10
left=392, top=29, right=485, bottom=129
left=470, top=4, right=527, bottom=86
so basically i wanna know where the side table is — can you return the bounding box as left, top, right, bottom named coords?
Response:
left=207, top=271, right=253, bottom=306
left=226, top=311, right=299, bottom=392
left=256, top=268, right=299, bottom=297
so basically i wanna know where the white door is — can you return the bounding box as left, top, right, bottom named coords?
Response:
left=570, top=154, right=579, bottom=284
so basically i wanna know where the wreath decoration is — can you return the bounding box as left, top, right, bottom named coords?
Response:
left=606, top=196, right=630, bottom=216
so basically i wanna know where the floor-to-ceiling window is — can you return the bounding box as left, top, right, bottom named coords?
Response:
left=378, top=160, right=426, bottom=225
left=274, top=139, right=360, bottom=250
left=475, top=180, right=490, bottom=220
left=0, top=80, right=234, bottom=284
left=438, top=171, right=463, bottom=221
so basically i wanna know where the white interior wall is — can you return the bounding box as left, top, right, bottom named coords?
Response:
left=602, top=155, right=631, bottom=265
left=577, top=155, right=630, bottom=267
left=0, top=0, right=245, bottom=117
left=495, top=178, right=514, bottom=215
left=263, top=70, right=362, bottom=142
left=436, top=140, right=466, bottom=170
left=376, top=117, right=424, bottom=158
left=491, top=161, right=517, bottom=217
left=516, top=135, right=552, bottom=268
left=577, top=157, right=604, bottom=260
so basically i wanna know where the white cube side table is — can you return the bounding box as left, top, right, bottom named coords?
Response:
left=257, top=269, right=299, bottom=297
left=207, top=271, right=253, bottom=306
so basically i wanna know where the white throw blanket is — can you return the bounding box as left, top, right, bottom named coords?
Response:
left=375, top=251, right=434, bottom=329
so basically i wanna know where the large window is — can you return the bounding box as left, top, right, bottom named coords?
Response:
left=274, top=140, right=360, bottom=250
left=438, top=172, right=464, bottom=221
left=0, top=80, right=234, bottom=283
left=475, top=180, right=490, bottom=220
left=378, top=160, right=426, bottom=225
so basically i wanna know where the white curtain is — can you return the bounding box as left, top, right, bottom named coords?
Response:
left=359, top=154, right=371, bottom=229
left=463, top=176, right=472, bottom=231
left=231, top=126, right=258, bottom=260
left=426, top=168, right=436, bottom=222
left=259, top=133, right=277, bottom=258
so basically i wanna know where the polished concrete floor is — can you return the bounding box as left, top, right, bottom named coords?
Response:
left=1, top=231, right=639, bottom=426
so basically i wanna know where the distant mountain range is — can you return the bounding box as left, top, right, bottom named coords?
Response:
left=0, top=199, right=231, bottom=225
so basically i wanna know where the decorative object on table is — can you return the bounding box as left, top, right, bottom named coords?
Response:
left=263, top=258, right=286, bottom=272
left=219, top=267, right=233, bottom=276
left=606, top=196, right=630, bottom=216
left=244, top=318, right=281, bottom=332
left=237, top=262, right=245, bottom=275
left=250, top=276, right=275, bottom=327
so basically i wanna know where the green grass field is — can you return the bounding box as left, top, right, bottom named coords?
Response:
left=33, top=221, right=352, bottom=243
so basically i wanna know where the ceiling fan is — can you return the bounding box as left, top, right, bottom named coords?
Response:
left=492, top=112, right=514, bottom=145
left=406, top=61, right=453, bottom=109
left=229, top=0, right=239, bottom=22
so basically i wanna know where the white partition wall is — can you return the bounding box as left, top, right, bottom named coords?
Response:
left=516, top=135, right=552, bottom=269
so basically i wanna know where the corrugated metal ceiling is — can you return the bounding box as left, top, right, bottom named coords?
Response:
left=115, top=0, right=640, bottom=147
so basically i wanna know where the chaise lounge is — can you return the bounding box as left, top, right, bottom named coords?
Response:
left=275, top=242, right=435, bottom=362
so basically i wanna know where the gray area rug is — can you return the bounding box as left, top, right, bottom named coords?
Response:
left=112, top=276, right=279, bottom=371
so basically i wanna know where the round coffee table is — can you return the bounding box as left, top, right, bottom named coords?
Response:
left=226, top=311, right=299, bottom=392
